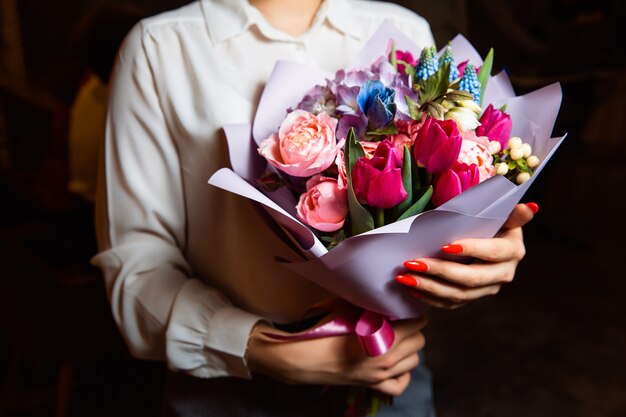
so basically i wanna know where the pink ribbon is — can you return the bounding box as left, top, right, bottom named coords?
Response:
left=264, top=303, right=395, bottom=357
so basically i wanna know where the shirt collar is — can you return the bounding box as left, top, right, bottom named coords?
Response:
left=201, top=0, right=364, bottom=44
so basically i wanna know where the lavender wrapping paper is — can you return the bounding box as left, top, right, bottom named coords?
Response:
left=209, top=21, right=565, bottom=319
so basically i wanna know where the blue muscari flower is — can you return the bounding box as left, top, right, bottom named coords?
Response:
left=439, top=46, right=459, bottom=82
left=357, top=80, right=396, bottom=129
left=415, top=46, right=439, bottom=80
left=459, top=63, right=481, bottom=104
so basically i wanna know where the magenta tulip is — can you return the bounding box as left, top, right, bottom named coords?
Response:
left=475, top=104, right=512, bottom=151
left=413, top=117, right=462, bottom=174
left=352, top=140, right=407, bottom=209
left=432, top=162, right=480, bottom=207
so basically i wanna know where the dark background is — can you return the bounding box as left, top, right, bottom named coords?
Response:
left=1, top=1, right=624, bottom=416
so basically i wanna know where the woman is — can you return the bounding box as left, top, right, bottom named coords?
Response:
left=94, top=0, right=535, bottom=415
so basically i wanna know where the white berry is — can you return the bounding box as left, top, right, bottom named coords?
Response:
left=508, top=137, right=522, bottom=149
left=527, top=155, right=540, bottom=168
left=516, top=172, right=531, bottom=184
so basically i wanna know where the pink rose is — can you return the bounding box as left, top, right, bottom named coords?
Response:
left=458, top=131, right=495, bottom=182
left=296, top=175, right=348, bottom=232
left=258, top=110, right=342, bottom=177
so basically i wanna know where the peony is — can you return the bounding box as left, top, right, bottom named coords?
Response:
left=387, top=119, right=421, bottom=154
left=352, top=140, right=407, bottom=209
left=458, top=131, right=495, bottom=182
left=258, top=110, right=342, bottom=177
left=296, top=175, right=348, bottom=232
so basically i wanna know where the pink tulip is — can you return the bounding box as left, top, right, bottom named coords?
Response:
left=352, top=140, right=407, bottom=209
left=258, top=110, right=341, bottom=177
left=475, top=104, right=512, bottom=151
left=296, top=175, right=348, bottom=232
left=391, top=50, right=417, bottom=75
left=413, top=117, right=462, bottom=174
left=432, top=162, right=480, bottom=207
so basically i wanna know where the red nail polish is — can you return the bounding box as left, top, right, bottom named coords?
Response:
left=441, top=244, right=464, bottom=254
left=395, top=275, right=418, bottom=287
left=525, top=202, right=539, bottom=214
left=403, top=260, right=429, bottom=272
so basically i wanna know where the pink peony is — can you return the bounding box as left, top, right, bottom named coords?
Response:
left=258, top=110, right=342, bottom=177
left=360, top=141, right=379, bottom=159
left=296, top=175, right=348, bottom=232
left=352, top=140, right=407, bottom=209
left=432, top=162, right=481, bottom=207
left=458, top=131, right=495, bottom=182
left=388, top=119, right=422, bottom=154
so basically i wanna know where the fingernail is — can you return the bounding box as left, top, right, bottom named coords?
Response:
left=525, top=202, right=539, bottom=214
left=441, top=244, right=464, bottom=254
left=395, top=275, right=418, bottom=287
left=403, top=260, right=429, bottom=272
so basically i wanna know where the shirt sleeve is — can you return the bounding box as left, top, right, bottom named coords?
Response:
left=92, top=22, right=264, bottom=379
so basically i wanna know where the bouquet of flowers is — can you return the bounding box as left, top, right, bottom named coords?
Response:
left=255, top=39, right=541, bottom=249
left=209, top=21, right=564, bottom=322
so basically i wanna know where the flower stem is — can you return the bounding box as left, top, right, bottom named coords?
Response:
left=376, top=208, right=385, bottom=228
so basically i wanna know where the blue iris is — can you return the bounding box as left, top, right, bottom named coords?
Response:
left=357, top=80, right=396, bottom=129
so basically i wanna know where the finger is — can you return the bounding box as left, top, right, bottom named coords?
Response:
left=371, top=372, right=411, bottom=396
left=384, top=329, right=425, bottom=365
left=390, top=316, right=428, bottom=341
left=407, top=290, right=468, bottom=310
left=381, top=352, right=420, bottom=379
left=436, top=228, right=525, bottom=263
left=399, top=256, right=517, bottom=288
left=502, top=203, right=537, bottom=229
left=400, top=275, right=502, bottom=304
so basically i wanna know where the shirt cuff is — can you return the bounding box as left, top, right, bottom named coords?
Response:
left=165, top=279, right=265, bottom=379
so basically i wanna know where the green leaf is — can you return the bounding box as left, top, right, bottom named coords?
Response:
left=507, top=160, right=517, bottom=170
left=477, top=48, right=494, bottom=106
left=443, top=90, right=474, bottom=102
left=391, top=145, right=413, bottom=220
left=418, top=62, right=451, bottom=104
left=367, top=124, right=398, bottom=136
left=423, top=101, right=447, bottom=120
left=499, top=104, right=508, bottom=112
left=345, top=128, right=374, bottom=235
left=397, top=186, right=433, bottom=220
left=406, top=96, right=422, bottom=120
left=390, top=41, right=397, bottom=72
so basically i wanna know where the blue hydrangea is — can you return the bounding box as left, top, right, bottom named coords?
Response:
left=415, top=46, right=439, bottom=80
left=459, top=63, right=481, bottom=104
left=439, top=46, right=459, bottom=82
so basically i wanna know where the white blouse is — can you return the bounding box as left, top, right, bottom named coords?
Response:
left=93, top=0, right=435, bottom=379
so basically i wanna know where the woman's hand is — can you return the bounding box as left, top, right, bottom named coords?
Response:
left=395, top=203, right=538, bottom=309
left=246, top=316, right=427, bottom=396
